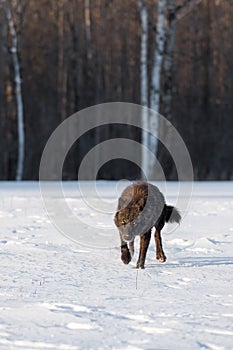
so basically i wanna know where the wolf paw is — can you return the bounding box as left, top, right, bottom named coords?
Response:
left=156, top=254, right=167, bottom=263
left=121, top=247, right=131, bottom=264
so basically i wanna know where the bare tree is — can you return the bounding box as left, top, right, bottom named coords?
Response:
left=162, top=0, right=199, bottom=122
left=150, top=0, right=166, bottom=114
left=83, top=0, right=94, bottom=108
left=6, top=1, right=24, bottom=180
left=161, top=0, right=176, bottom=121
left=84, top=0, right=92, bottom=60
left=149, top=0, right=167, bottom=178
left=158, top=0, right=202, bottom=179
left=57, top=0, right=67, bottom=121
left=158, top=0, right=177, bottom=173
left=138, top=0, right=149, bottom=178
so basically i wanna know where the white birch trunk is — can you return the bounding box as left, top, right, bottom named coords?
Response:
left=159, top=0, right=196, bottom=158
left=138, top=0, right=149, bottom=179
left=162, top=0, right=198, bottom=121
left=157, top=0, right=177, bottom=178
left=7, top=6, right=24, bottom=181
left=149, top=0, right=167, bottom=178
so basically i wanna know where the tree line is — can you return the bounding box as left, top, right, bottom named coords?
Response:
left=0, top=0, right=232, bottom=180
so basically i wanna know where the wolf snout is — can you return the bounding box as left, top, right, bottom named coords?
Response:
left=122, top=234, right=133, bottom=242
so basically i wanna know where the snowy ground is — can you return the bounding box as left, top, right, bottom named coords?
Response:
left=0, top=181, right=233, bottom=350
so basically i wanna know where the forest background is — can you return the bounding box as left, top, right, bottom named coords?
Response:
left=0, top=0, right=232, bottom=181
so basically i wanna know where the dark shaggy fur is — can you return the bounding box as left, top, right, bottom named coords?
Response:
left=114, top=181, right=181, bottom=269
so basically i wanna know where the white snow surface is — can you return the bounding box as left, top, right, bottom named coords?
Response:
left=0, top=181, right=233, bottom=350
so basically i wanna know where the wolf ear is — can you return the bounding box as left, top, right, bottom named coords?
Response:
left=114, top=211, right=121, bottom=226
left=114, top=211, right=119, bottom=222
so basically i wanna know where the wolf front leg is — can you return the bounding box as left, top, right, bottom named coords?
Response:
left=136, top=230, right=151, bottom=269
left=120, top=235, right=131, bottom=265
left=128, top=240, right=134, bottom=258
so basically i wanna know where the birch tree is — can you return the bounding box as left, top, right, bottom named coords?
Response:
left=148, top=0, right=201, bottom=179
left=162, top=0, right=199, bottom=122
left=158, top=0, right=201, bottom=178
left=138, top=0, right=149, bottom=178
left=6, top=1, right=24, bottom=181
left=148, top=0, right=167, bottom=178
left=150, top=0, right=167, bottom=114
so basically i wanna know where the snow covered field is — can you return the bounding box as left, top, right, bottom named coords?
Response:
left=0, top=181, right=233, bottom=350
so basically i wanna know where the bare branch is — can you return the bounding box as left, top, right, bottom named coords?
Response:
left=175, top=0, right=193, bottom=13
left=176, top=0, right=203, bottom=20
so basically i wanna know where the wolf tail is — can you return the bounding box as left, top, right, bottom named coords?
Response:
left=165, top=205, right=181, bottom=224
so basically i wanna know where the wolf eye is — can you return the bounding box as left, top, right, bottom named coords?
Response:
left=121, top=220, right=126, bottom=225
